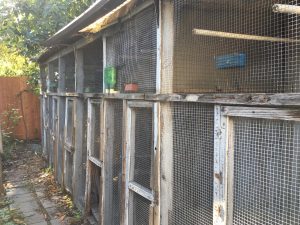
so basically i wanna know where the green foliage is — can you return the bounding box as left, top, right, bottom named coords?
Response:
left=0, top=106, right=22, bottom=160
left=0, top=198, right=25, bottom=225
left=0, top=0, right=95, bottom=92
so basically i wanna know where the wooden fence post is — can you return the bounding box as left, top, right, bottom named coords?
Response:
left=0, top=125, right=4, bottom=195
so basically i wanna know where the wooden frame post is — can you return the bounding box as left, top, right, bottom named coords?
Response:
left=159, top=0, right=174, bottom=94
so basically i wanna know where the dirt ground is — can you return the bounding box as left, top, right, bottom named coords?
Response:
left=0, top=143, right=90, bottom=225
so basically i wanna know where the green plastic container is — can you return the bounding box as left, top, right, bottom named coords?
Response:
left=104, top=66, right=117, bottom=89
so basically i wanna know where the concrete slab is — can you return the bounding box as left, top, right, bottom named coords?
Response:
left=40, top=198, right=57, bottom=208
left=6, top=187, right=32, bottom=197
left=23, top=211, right=46, bottom=224
left=11, top=193, right=35, bottom=203
left=11, top=200, right=40, bottom=213
left=50, top=218, right=63, bottom=225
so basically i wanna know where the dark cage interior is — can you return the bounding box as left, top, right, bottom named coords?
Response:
left=172, top=0, right=300, bottom=94
left=63, top=53, right=75, bottom=92
left=83, top=39, right=103, bottom=93
left=106, top=4, right=157, bottom=93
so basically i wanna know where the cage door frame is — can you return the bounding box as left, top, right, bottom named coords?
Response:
left=63, top=97, right=76, bottom=193
left=123, top=101, right=159, bottom=225
left=52, top=96, right=59, bottom=179
left=214, top=105, right=300, bottom=225
left=84, top=98, right=104, bottom=221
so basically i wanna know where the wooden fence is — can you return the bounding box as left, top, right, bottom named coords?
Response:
left=0, top=77, right=41, bottom=140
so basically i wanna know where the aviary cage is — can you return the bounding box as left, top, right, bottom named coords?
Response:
left=63, top=53, right=76, bottom=93
left=48, top=60, right=58, bottom=92
left=169, top=0, right=300, bottom=93
left=105, top=4, right=157, bottom=93
left=83, top=39, right=103, bottom=93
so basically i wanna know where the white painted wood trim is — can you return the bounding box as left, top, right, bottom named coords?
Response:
left=213, top=105, right=227, bottom=225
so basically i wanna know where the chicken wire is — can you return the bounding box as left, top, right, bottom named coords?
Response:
left=132, top=107, right=153, bottom=190
left=106, top=5, right=157, bottom=93
left=232, top=117, right=300, bottom=225
left=170, top=0, right=300, bottom=94
left=90, top=163, right=101, bottom=222
left=128, top=191, right=151, bottom=225
left=65, top=150, right=74, bottom=193
left=105, top=100, right=123, bottom=225
left=48, top=60, right=58, bottom=93
left=63, top=53, right=75, bottom=92
left=90, top=101, right=101, bottom=160
left=169, top=102, right=214, bottom=225
left=83, top=39, right=103, bottom=93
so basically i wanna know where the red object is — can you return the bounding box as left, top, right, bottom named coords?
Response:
left=124, top=83, right=139, bottom=93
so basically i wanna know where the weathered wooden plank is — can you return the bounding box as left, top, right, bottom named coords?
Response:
left=127, top=101, right=153, bottom=108
left=160, top=0, right=174, bottom=94
left=159, top=102, right=173, bottom=225
left=120, top=100, right=129, bottom=225
left=84, top=99, right=93, bottom=214
left=145, top=93, right=300, bottom=106
left=128, top=182, right=154, bottom=202
left=89, top=156, right=103, bottom=168
left=222, top=106, right=300, bottom=121
left=101, top=100, right=113, bottom=225
left=152, top=102, right=160, bottom=225
left=213, top=105, right=227, bottom=225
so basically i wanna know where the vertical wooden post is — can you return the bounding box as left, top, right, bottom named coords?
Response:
left=213, top=105, right=227, bottom=225
left=159, top=0, right=174, bottom=94
left=0, top=125, right=4, bottom=195
left=72, top=48, right=85, bottom=209
left=159, top=102, right=173, bottom=225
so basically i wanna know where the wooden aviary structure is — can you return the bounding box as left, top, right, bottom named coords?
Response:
left=39, top=0, right=300, bottom=224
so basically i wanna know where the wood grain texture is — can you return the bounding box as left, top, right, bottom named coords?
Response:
left=0, top=77, right=41, bottom=140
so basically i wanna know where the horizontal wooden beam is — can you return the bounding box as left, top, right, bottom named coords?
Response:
left=222, top=106, right=300, bottom=121
left=193, top=29, right=300, bottom=43
left=145, top=93, right=300, bottom=106
left=128, top=181, right=154, bottom=202
left=44, top=92, right=300, bottom=107
left=273, top=4, right=300, bottom=15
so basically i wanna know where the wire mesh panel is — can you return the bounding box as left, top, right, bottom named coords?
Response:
left=65, top=150, right=74, bottom=193
left=231, top=117, right=300, bottom=225
left=83, top=39, right=103, bottom=93
left=103, top=100, right=123, bottom=225
left=89, top=101, right=101, bottom=160
left=48, top=60, right=58, bottom=92
left=169, top=102, right=214, bottom=225
left=65, top=99, right=75, bottom=148
left=90, top=163, right=101, bottom=222
left=128, top=191, right=151, bottom=225
left=106, top=4, right=157, bottom=93
left=132, top=107, right=153, bottom=190
left=170, top=0, right=300, bottom=93
left=63, top=53, right=75, bottom=92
